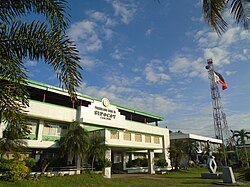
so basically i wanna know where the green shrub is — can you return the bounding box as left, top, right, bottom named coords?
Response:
left=155, top=158, right=168, bottom=168
left=0, top=159, right=29, bottom=181
left=243, top=168, right=250, bottom=181
left=24, top=157, right=36, bottom=168
left=134, top=158, right=148, bottom=167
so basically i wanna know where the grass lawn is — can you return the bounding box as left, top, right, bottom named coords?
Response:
left=0, top=167, right=249, bottom=187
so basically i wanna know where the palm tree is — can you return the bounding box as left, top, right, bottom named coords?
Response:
left=203, top=0, right=250, bottom=35
left=232, top=129, right=250, bottom=167
left=0, top=0, right=82, bottom=135
left=0, top=120, right=29, bottom=158
left=59, top=122, right=89, bottom=173
left=168, top=140, right=186, bottom=170
left=187, top=140, right=200, bottom=166
left=87, top=133, right=107, bottom=171
left=232, top=129, right=250, bottom=145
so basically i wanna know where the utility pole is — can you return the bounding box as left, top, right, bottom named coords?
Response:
left=205, top=59, right=231, bottom=166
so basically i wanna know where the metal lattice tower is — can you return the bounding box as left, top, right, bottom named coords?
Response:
left=205, top=59, right=232, bottom=164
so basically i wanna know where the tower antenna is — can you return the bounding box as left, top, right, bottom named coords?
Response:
left=205, top=58, right=231, bottom=166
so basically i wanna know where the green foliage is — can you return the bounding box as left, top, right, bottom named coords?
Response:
left=127, top=158, right=148, bottom=167
left=232, top=129, right=250, bottom=145
left=0, top=159, right=29, bottom=181
left=238, top=167, right=250, bottom=181
left=87, top=133, right=107, bottom=170
left=244, top=168, right=250, bottom=181
left=0, top=119, right=30, bottom=158
left=59, top=122, right=89, bottom=160
left=0, top=167, right=241, bottom=187
left=155, top=158, right=168, bottom=168
left=24, top=157, right=36, bottom=168
left=101, top=158, right=112, bottom=168
left=202, top=0, right=250, bottom=35
left=0, top=0, right=82, bottom=147
left=168, top=140, right=186, bottom=170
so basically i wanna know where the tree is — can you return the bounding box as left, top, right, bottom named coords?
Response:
left=168, top=140, right=186, bottom=170
left=232, top=129, right=250, bottom=145
left=87, top=133, right=107, bottom=171
left=203, top=0, right=250, bottom=35
left=59, top=122, right=89, bottom=172
left=187, top=140, right=199, bottom=166
left=0, top=0, right=82, bottom=136
left=231, top=129, right=250, bottom=167
left=0, top=119, right=29, bottom=159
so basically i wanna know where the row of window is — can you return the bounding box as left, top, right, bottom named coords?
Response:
left=26, top=119, right=68, bottom=140
left=110, top=130, right=160, bottom=144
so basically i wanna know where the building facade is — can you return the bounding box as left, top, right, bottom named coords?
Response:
left=0, top=80, right=170, bottom=176
left=170, top=132, right=223, bottom=167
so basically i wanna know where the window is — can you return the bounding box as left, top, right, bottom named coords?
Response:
left=43, top=121, right=68, bottom=137
left=123, top=132, right=131, bottom=141
left=27, top=119, right=39, bottom=140
left=135, top=133, right=142, bottom=142
left=110, top=130, right=119, bottom=139
left=154, top=136, right=160, bottom=144
left=145, top=135, right=151, bottom=143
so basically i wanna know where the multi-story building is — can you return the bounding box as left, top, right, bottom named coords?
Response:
left=0, top=80, right=170, bottom=177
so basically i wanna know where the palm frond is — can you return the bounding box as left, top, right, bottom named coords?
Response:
left=203, top=0, right=228, bottom=35
left=0, top=0, right=69, bottom=30
left=231, top=0, right=250, bottom=30
left=0, top=21, right=82, bottom=99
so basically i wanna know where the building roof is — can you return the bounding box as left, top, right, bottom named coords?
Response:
left=27, top=79, right=164, bottom=121
left=170, top=132, right=222, bottom=144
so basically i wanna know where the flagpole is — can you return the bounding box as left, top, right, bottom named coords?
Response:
left=205, top=58, right=229, bottom=166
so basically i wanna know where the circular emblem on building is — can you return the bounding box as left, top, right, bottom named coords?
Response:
left=102, top=98, right=110, bottom=107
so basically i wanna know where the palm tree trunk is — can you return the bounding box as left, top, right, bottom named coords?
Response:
left=91, top=155, right=95, bottom=171
left=244, top=146, right=249, bottom=167
left=75, top=154, right=81, bottom=174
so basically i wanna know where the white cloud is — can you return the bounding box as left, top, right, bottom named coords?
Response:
left=203, top=47, right=230, bottom=66
left=168, top=56, right=207, bottom=80
left=219, top=27, right=239, bottom=46
left=110, top=47, right=134, bottom=61
left=108, top=0, right=137, bottom=24
left=79, top=81, right=180, bottom=116
left=228, top=113, right=250, bottom=131
left=68, top=20, right=102, bottom=53
left=110, top=49, right=122, bottom=60
left=225, top=71, right=236, bottom=76
left=145, top=28, right=152, bottom=36
left=144, top=59, right=171, bottom=84
left=86, top=10, right=107, bottom=22
left=103, top=28, right=113, bottom=40
left=79, top=56, right=102, bottom=70
left=104, top=74, right=141, bottom=86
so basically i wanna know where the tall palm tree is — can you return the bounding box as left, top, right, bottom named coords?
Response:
left=0, top=0, right=82, bottom=135
left=59, top=122, right=89, bottom=172
left=203, top=0, right=250, bottom=35
left=232, top=129, right=250, bottom=167
left=87, top=133, right=107, bottom=171
left=168, top=140, right=186, bottom=170
left=187, top=140, right=200, bottom=166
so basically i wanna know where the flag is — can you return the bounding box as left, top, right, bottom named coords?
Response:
left=214, top=71, right=228, bottom=90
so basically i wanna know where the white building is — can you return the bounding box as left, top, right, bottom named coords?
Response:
left=170, top=132, right=223, bottom=166
left=0, top=80, right=170, bottom=177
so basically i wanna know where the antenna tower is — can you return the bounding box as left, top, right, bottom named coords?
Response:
left=205, top=59, right=232, bottom=164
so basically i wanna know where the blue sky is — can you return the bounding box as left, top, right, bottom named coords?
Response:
left=25, top=0, right=250, bottom=137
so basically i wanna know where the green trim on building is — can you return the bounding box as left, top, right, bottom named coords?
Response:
left=42, top=135, right=60, bottom=141
left=83, top=125, right=104, bottom=132
left=30, top=99, right=78, bottom=110
left=27, top=79, right=164, bottom=121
